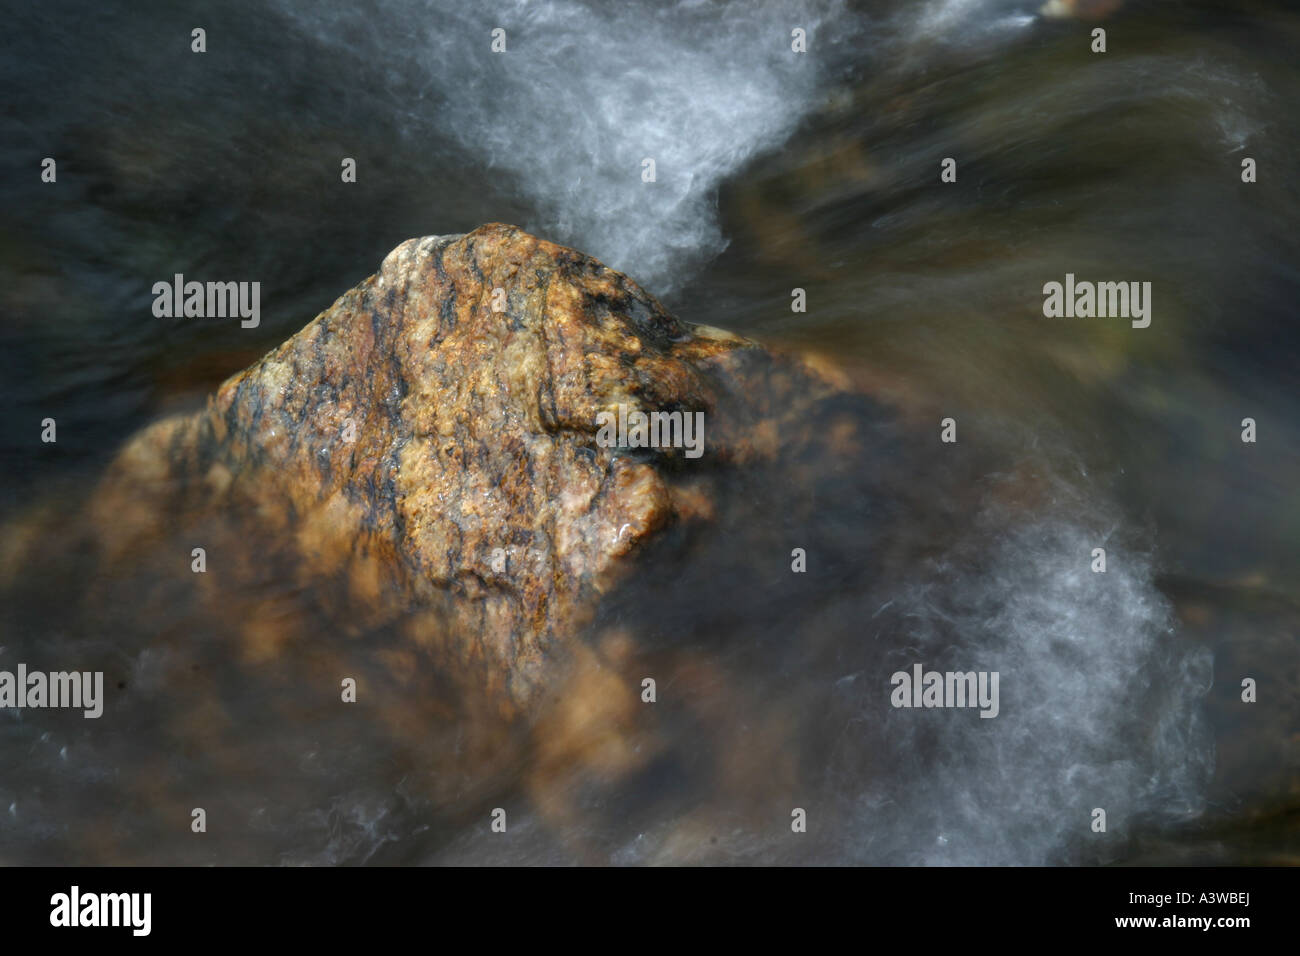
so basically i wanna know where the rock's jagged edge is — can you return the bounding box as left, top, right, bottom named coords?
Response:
left=87, top=223, right=858, bottom=715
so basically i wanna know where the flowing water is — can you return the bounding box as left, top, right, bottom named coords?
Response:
left=1, top=0, right=1297, bottom=864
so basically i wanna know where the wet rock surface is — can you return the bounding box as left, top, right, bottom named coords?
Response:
left=1, top=223, right=906, bottom=863
left=84, top=223, right=872, bottom=715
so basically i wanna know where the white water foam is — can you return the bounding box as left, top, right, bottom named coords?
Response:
left=845, top=461, right=1215, bottom=865
left=273, top=0, right=860, bottom=290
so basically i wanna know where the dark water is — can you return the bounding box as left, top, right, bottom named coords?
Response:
left=1, top=0, right=1297, bottom=864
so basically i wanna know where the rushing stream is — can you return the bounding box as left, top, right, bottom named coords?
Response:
left=1, top=0, right=1297, bottom=864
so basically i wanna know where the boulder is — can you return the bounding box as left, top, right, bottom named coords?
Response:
left=83, top=223, right=867, bottom=718
left=0, top=224, right=989, bottom=863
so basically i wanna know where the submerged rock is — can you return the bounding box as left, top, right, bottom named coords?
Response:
left=0, top=222, right=892, bottom=863
left=0, top=221, right=906, bottom=865
left=0, top=221, right=904, bottom=868
left=83, top=223, right=863, bottom=718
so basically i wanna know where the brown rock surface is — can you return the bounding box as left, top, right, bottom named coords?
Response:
left=1, top=223, right=922, bottom=863
left=83, top=223, right=860, bottom=717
